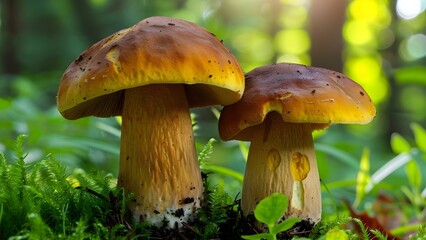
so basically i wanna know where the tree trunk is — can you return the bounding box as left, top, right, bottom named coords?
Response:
left=309, top=0, right=347, bottom=72
left=1, top=0, right=20, bottom=74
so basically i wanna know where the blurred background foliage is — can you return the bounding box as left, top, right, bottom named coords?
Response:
left=0, top=0, right=425, bottom=228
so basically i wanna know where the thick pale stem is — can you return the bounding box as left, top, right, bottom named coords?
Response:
left=242, top=112, right=321, bottom=223
left=119, top=84, right=203, bottom=228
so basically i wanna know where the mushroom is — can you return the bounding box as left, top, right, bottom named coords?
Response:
left=219, top=63, right=375, bottom=225
left=57, top=16, right=244, bottom=228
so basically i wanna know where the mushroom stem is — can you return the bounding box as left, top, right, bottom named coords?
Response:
left=241, top=112, right=321, bottom=224
left=119, top=84, right=203, bottom=228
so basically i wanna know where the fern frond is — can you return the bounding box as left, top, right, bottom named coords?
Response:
left=370, top=229, right=388, bottom=240
left=0, top=153, right=10, bottom=203
left=9, top=139, right=28, bottom=202
left=198, top=138, right=216, bottom=166
left=195, top=183, right=233, bottom=239
left=0, top=135, right=128, bottom=239
left=0, top=204, right=3, bottom=226
left=13, top=134, right=27, bottom=161
left=27, top=213, right=54, bottom=239
left=39, top=155, right=72, bottom=198
left=352, top=218, right=371, bottom=240
left=413, top=224, right=426, bottom=238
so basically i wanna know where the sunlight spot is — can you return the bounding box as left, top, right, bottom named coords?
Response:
left=396, top=0, right=426, bottom=19
left=343, top=21, right=373, bottom=46
left=345, top=56, right=388, bottom=104
left=232, top=29, right=274, bottom=69
left=349, top=0, right=391, bottom=26
left=275, top=29, right=310, bottom=55
left=349, top=0, right=380, bottom=22
left=279, top=5, right=308, bottom=28
left=276, top=54, right=310, bottom=65
left=407, top=34, right=426, bottom=59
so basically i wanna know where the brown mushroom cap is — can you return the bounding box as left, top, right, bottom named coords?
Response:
left=57, top=16, right=244, bottom=120
left=219, top=63, right=376, bottom=141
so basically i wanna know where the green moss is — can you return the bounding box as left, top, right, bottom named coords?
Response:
left=0, top=135, right=137, bottom=239
left=0, top=135, right=237, bottom=239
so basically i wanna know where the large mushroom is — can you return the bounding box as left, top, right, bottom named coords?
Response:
left=219, top=63, right=375, bottom=225
left=57, top=16, right=244, bottom=228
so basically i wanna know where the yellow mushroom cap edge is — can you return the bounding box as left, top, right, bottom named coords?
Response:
left=219, top=63, right=376, bottom=141
left=57, top=16, right=244, bottom=120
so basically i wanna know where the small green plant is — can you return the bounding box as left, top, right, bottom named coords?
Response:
left=0, top=134, right=241, bottom=239
left=0, top=135, right=145, bottom=239
left=351, top=122, right=426, bottom=237
left=319, top=227, right=349, bottom=240
left=411, top=224, right=426, bottom=239
left=198, top=138, right=244, bottom=183
left=241, top=193, right=300, bottom=240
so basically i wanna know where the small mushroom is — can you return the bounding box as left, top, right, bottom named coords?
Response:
left=219, top=63, right=375, bottom=225
left=57, top=16, right=244, bottom=228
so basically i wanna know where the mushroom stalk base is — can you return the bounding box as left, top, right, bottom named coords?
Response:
left=119, top=84, right=203, bottom=228
left=242, top=112, right=321, bottom=224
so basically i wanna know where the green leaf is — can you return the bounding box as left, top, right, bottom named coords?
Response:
left=254, top=193, right=288, bottom=227
left=354, top=148, right=370, bottom=208
left=241, top=233, right=274, bottom=240
left=405, top=160, right=421, bottom=189
left=210, top=107, right=220, bottom=120
left=95, top=122, right=121, bottom=138
left=410, top=123, right=426, bottom=152
left=390, top=133, right=411, bottom=154
left=271, top=217, right=300, bottom=234
left=239, top=142, right=249, bottom=162
left=115, top=116, right=122, bottom=125
left=198, top=138, right=216, bottom=165
left=369, top=152, right=411, bottom=192
left=370, top=229, right=388, bottom=240
left=394, top=66, right=426, bottom=85
left=315, top=143, right=358, bottom=169
left=202, top=165, right=244, bottom=182
left=0, top=98, right=11, bottom=111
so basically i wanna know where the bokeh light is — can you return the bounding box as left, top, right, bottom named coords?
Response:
left=399, top=34, right=426, bottom=61
left=274, top=29, right=310, bottom=55
left=276, top=53, right=310, bottom=65
left=343, top=0, right=391, bottom=106
left=279, top=5, right=308, bottom=28
left=345, top=55, right=389, bottom=104
left=273, top=0, right=310, bottom=65
left=396, top=0, right=426, bottom=20
left=231, top=29, right=274, bottom=70
left=343, top=21, right=374, bottom=46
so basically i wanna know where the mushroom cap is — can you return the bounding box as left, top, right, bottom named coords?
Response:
left=57, top=16, right=244, bottom=120
left=219, top=63, right=376, bottom=141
